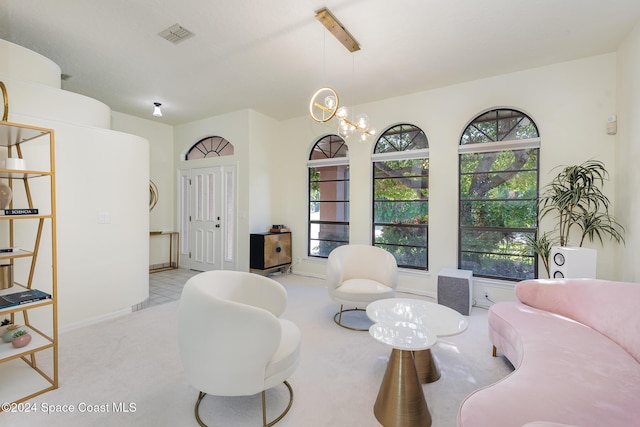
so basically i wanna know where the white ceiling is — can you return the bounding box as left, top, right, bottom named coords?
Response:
left=2, top=0, right=640, bottom=125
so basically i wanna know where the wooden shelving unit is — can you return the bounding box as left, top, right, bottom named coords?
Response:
left=0, top=120, right=57, bottom=408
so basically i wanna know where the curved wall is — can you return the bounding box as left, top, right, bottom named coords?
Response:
left=1, top=38, right=149, bottom=329
left=0, top=39, right=61, bottom=88
left=0, top=39, right=111, bottom=128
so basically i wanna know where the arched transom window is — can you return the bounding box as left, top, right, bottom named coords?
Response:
left=185, top=136, right=234, bottom=160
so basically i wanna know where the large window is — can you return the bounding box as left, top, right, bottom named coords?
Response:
left=458, top=108, right=540, bottom=281
left=308, top=135, right=349, bottom=257
left=372, top=124, right=429, bottom=269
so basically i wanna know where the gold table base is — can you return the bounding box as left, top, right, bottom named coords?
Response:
left=414, top=349, right=440, bottom=383
left=374, top=349, right=432, bottom=427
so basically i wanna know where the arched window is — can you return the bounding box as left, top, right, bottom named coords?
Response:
left=372, top=124, right=429, bottom=269
left=458, top=108, right=540, bottom=281
left=307, top=134, right=349, bottom=257
left=185, top=136, right=234, bottom=160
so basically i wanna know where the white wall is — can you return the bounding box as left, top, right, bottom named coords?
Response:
left=615, top=21, right=640, bottom=282
left=1, top=39, right=149, bottom=329
left=276, top=54, right=619, bottom=302
left=248, top=110, right=281, bottom=233
left=111, top=112, right=174, bottom=267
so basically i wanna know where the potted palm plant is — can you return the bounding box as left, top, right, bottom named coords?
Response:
left=529, top=160, right=624, bottom=277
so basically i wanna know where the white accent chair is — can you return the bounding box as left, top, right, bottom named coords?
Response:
left=326, top=244, right=398, bottom=331
left=178, top=271, right=301, bottom=427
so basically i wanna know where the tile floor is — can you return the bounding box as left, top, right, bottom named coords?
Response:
left=147, top=268, right=201, bottom=308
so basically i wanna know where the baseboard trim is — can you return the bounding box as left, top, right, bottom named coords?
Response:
left=59, top=307, right=132, bottom=334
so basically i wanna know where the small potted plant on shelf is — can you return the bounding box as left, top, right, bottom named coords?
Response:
left=0, top=318, right=11, bottom=336
left=11, top=329, right=31, bottom=348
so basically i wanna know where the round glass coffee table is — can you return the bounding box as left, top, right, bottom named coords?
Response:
left=367, top=298, right=468, bottom=383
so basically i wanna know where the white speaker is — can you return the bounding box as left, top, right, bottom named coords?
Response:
left=437, top=268, right=473, bottom=315
left=549, top=247, right=597, bottom=279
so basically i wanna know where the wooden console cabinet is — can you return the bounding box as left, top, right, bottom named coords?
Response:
left=250, top=232, right=291, bottom=275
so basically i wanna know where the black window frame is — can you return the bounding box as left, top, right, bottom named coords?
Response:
left=458, top=108, right=540, bottom=281
left=372, top=124, right=429, bottom=270
left=307, top=134, right=349, bottom=258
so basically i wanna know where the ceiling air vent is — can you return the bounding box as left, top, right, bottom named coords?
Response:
left=158, top=23, right=195, bottom=44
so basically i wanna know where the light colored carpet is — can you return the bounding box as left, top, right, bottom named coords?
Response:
left=2, top=274, right=512, bottom=426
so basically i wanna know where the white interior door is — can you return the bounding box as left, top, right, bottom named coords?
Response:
left=179, top=165, right=236, bottom=271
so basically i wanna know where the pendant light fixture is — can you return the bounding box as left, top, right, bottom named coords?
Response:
left=152, top=102, right=162, bottom=117
left=309, top=8, right=375, bottom=142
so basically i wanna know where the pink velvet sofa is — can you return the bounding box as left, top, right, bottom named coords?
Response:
left=458, top=278, right=640, bottom=427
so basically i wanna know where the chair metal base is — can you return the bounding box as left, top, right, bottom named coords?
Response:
left=333, top=305, right=371, bottom=331
left=194, top=380, right=294, bottom=427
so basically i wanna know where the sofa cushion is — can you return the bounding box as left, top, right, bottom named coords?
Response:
left=458, top=301, right=640, bottom=427
left=516, top=279, right=640, bottom=363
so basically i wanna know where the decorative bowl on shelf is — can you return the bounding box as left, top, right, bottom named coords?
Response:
left=2, top=324, right=20, bottom=342
left=11, top=330, right=31, bottom=348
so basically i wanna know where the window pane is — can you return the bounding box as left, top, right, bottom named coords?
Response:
left=309, top=223, right=349, bottom=257
left=186, top=136, right=234, bottom=159
left=375, top=242, right=427, bottom=269
left=461, top=109, right=539, bottom=145
left=309, top=135, right=348, bottom=160
left=374, top=224, right=427, bottom=246
left=459, top=200, right=537, bottom=228
left=373, top=201, right=428, bottom=224
left=460, top=229, right=534, bottom=255
left=374, top=124, right=428, bottom=153
left=460, top=150, right=538, bottom=175
left=309, top=201, right=349, bottom=219
left=460, top=229, right=535, bottom=280
left=374, top=158, right=430, bottom=179
left=460, top=252, right=534, bottom=281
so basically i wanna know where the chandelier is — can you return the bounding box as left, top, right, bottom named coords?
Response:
left=309, top=87, right=376, bottom=142
left=309, top=8, right=375, bottom=142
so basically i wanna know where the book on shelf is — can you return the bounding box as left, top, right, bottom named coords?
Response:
left=0, top=208, right=39, bottom=215
left=0, top=289, right=51, bottom=309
